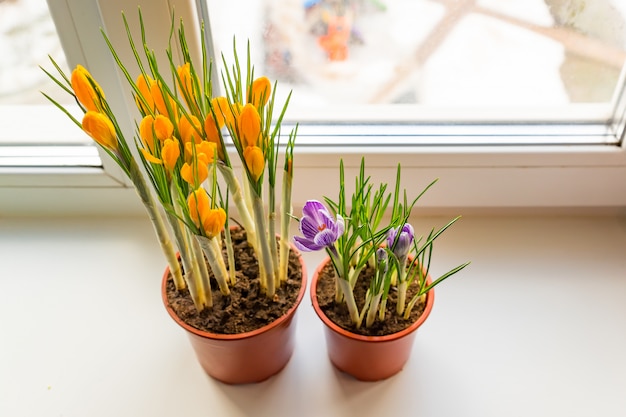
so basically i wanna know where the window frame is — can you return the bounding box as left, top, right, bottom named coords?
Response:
left=1, top=0, right=625, bottom=216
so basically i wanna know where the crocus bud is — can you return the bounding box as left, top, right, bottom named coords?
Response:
left=153, top=115, right=174, bottom=141
left=71, top=65, right=104, bottom=112
left=135, top=73, right=155, bottom=114
left=238, top=103, right=261, bottom=148
left=82, top=111, right=117, bottom=151
left=210, top=96, right=229, bottom=128
left=161, top=138, right=180, bottom=172
left=387, top=223, right=415, bottom=260
left=243, top=145, right=264, bottom=182
left=177, top=62, right=197, bottom=108
left=376, top=247, right=389, bottom=275
left=179, top=114, right=203, bottom=144
left=187, top=188, right=226, bottom=238
left=151, top=81, right=176, bottom=119
left=248, top=76, right=271, bottom=108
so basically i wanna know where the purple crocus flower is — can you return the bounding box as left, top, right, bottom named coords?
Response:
left=293, top=200, right=344, bottom=252
left=387, top=223, right=415, bottom=259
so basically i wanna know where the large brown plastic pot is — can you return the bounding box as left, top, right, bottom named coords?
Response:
left=161, top=248, right=307, bottom=385
left=310, top=256, right=434, bottom=381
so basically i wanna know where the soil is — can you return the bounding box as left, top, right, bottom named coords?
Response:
left=165, top=228, right=303, bottom=335
left=315, top=261, right=427, bottom=337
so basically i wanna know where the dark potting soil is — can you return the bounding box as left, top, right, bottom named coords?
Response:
left=315, top=261, right=427, bottom=337
left=165, top=228, right=302, bottom=334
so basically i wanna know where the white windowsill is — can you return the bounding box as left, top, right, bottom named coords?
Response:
left=1, top=214, right=625, bottom=416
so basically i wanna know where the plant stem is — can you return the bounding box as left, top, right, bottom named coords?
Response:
left=396, top=280, right=407, bottom=316
left=129, top=159, right=185, bottom=290
left=190, top=228, right=213, bottom=308
left=252, top=194, right=276, bottom=298
left=268, top=184, right=279, bottom=289
left=223, top=226, right=237, bottom=285
left=218, top=164, right=257, bottom=249
left=279, top=170, right=292, bottom=283
left=195, top=234, right=230, bottom=296
left=165, top=211, right=208, bottom=310
left=337, top=278, right=361, bottom=327
left=365, top=293, right=382, bottom=328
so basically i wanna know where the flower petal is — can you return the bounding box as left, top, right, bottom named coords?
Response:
left=293, top=235, right=323, bottom=252
left=300, top=215, right=322, bottom=239
left=302, top=200, right=329, bottom=224
left=313, top=228, right=339, bottom=248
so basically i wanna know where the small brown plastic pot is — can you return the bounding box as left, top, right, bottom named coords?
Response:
left=310, top=256, right=435, bottom=381
left=161, top=249, right=307, bottom=385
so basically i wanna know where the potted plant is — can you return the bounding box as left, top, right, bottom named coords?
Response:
left=42, top=10, right=305, bottom=384
left=294, top=159, right=470, bottom=381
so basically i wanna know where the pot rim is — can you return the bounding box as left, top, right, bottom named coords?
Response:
left=310, top=256, right=435, bottom=343
left=161, top=245, right=308, bottom=341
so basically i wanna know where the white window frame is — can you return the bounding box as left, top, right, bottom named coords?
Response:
left=1, top=0, right=625, bottom=216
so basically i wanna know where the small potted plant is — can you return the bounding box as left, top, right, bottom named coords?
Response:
left=294, top=159, right=470, bottom=381
left=42, top=10, right=305, bottom=384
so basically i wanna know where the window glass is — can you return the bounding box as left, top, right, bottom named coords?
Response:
left=0, top=0, right=92, bottom=150
left=203, top=0, right=626, bottom=123
left=0, top=0, right=71, bottom=105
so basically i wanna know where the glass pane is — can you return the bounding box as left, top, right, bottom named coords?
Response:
left=0, top=0, right=92, bottom=150
left=0, top=0, right=71, bottom=105
left=203, top=0, right=626, bottom=120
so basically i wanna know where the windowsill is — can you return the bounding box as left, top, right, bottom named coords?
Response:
left=2, top=214, right=625, bottom=416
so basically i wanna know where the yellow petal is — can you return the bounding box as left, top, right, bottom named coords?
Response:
left=135, top=73, right=155, bottom=114
left=140, top=147, right=163, bottom=165
left=181, top=153, right=209, bottom=186
left=243, top=145, right=264, bottom=182
left=71, top=65, right=104, bottom=112
left=161, top=138, right=180, bottom=171
left=177, top=62, right=198, bottom=109
left=187, top=188, right=210, bottom=229
left=139, top=116, right=156, bottom=152
left=154, top=115, right=174, bottom=141
left=82, top=111, right=117, bottom=151
left=210, top=96, right=229, bottom=128
left=179, top=114, right=203, bottom=144
left=202, top=207, right=226, bottom=238
left=204, top=114, right=225, bottom=161
left=151, top=81, right=177, bottom=119
left=248, top=76, right=271, bottom=108
left=238, top=103, right=261, bottom=148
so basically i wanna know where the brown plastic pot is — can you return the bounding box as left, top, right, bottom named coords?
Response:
left=161, top=247, right=307, bottom=385
left=310, top=256, right=435, bottom=381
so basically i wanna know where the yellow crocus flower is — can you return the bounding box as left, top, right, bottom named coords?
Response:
left=210, top=96, right=229, bottom=128
left=203, top=206, right=227, bottom=239
left=161, top=138, right=181, bottom=172
left=187, top=188, right=226, bottom=238
left=184, top=140, right=216, bottom=163
left=179, top=114, right=203, bottom=144
left=139, top=115, right=173, bottom=151
left=82, top=111, right=117, bottom=151
left=177, top=62, right=198, bottom=109
left=71, top=65, right=105, bottom=113
left=243, top=145, right=264, bottom=182
left=248, top=76, right=271, bottom=109
left=154, top=115, right=174, bottom=140
left=151, top=81, right=177, bottom=119
left=139, top=116, right=156, bottom=152
left=181, top=152, right=210, bottom=186
left=135, top=73, right=156, bottom=114
left=211, top=96, right=241, bottom=132
left=238, top=103, right=261, bottom=148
